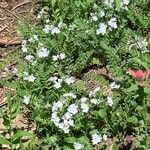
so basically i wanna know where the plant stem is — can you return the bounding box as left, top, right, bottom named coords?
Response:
left=8, top=98, right=13, bottom=150
left=143, top=95, right=148, bottom=150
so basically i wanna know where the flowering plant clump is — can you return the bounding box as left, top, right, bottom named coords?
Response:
left=8, top=0, right=150, bottom=149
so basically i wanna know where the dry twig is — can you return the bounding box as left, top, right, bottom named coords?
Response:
left=12, top=0, right=31, bottom=10
left=0, top=5, right=20, bottom=20
left=0, top=37, right=21, bottom=46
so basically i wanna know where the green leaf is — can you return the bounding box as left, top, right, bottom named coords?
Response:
left=115, top=0, right=121, bottom=11
left=126, top=84, right=138, bottom=92
left=65, top=137, right=76, bottom=144
left=0, top=134, right=11, bottom=145
left=132, top=58, right=149, bottom=69
left=127, top=116, right=138, bottom=125
left=3, top=115, right=10, bottom=127
left=112, top=144, right=119, bottom=150
left=87, top=0, right=94, bottom=4
left=98, top=109, right=107, bottom=120
left=12, top=131, right=34, bottom=143
left=51, top=0, right=57, bottom=7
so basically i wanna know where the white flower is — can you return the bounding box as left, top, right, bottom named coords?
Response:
left=63, top=92, right=77, bottom=99
left=91, top=133, right=102, bottom=145
left=25, top=55, right=34, bottom=62
left=51, top=27, right=60, bottom=34
left=24, top=74, right=36, bottom=82
left=104, top=0, right=114, bottom=8
left=110, top=82, right=120, bottom=89
left=81, top=103, right=89, bottom=113
left=58, top=22, right=63, bottom=28
left=63, top=112, right=73, bottom=120
left=91, top=15, right=98, bottom=21
left=90, top=99, right=99, bottom=105
left=122, top=0, right=130, bottom=5
left=62, top=126, right=70, bottom=133
left=67, top=104, right=78, bottom=115
left=22, top=46, right=28, bottom=53
left=108, top=17, right=118, bottom=29
left=64, top=76, right=75, bottom=85
left=96, top=23, right=107, bottom=35
left=69, top=24, right=76, bottom=30
left=53, top=82, right=62, bottom=89
left=107, top=96, right=113, bottom=106
left=33, top=34, right=39, bottom=41
left=23, top=96, right=30, bottom=105
left=81, top=97, right=88, bottom=103
left=52, top=101, right=63, bottom=112
left=21, top=40, right=28, bottom=52
left=59, top=53, right=66, bottom=59
left=51, top=112, right=60, bottom=126
left=66, top=119, right=74, bottom=126
left=43, top=25, right=51, bottom=33
left=103, top=134, right=107, bottom=141
left=58, top=122, right=70, bottom=133
left=28, top=38, right=34, bottom=43
left=99, top=10, right=105, bottom=17
left=45, top=19, right=50, bottom=23
left=94, top=87, right=100, bottom=93
left=73, top=142, right=84, bottom=150
left=89, top=87, right=100, bottom=97
left=37, top=47, right=49, bottom=58
left=48, top=76, right=58, bottom=82
left=52, top=55, right=59, bottom=61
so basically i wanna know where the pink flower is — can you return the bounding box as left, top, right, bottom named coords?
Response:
left=129, top=69, right=150, bottom=88
left=129, top=69, right=144, bottom=80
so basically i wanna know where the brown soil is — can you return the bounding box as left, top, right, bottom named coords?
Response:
left=0, top=0, right=35, bottom=39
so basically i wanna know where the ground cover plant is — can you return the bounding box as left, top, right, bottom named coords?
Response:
left=0, top=0, right=150, bottom=149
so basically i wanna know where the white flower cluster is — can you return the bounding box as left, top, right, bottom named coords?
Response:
left=96, top=0, right=130, bottom=35
left=128, top=36, right=149, bottom=53
left=51, top=101, right=78, bottom=133
left=23, top=72, right=36, bottom=82
left=21, top=40, right=28, bottom=53
left=91, top=133, right=107, bottom=145
left=48, top=76, right=75, bottom=89
left=37, top=47, right=49, bottom=58
left=51, top=87, right=101, bottom=133
left=104, top=0, right=130, bottom=9
left=73, top=142, right=84, bottom=150
left=96, top=17, right=118, bottom=35
left=43, top=24, right=61, bottom=35
left=52, top=53, right=66, bottom=61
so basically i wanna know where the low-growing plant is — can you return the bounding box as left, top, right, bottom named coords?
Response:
left=0, top=92, right=36, bottom=150
left=3, top=0, right=149, bottom=149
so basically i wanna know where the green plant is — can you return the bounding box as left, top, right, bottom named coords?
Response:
left=0, top=92, right=35, bottom=150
